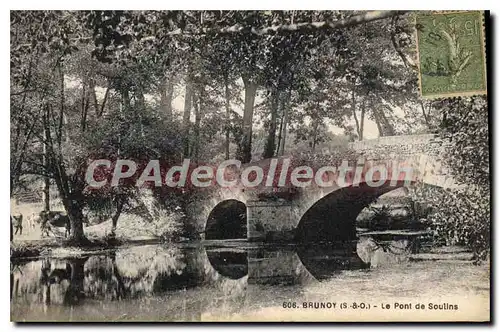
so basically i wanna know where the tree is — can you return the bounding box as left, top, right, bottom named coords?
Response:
left=11, top=11, right=93, bottom=243
left=13, top=10, right=455, bottom=247
left=412, top=97, right=489, bottom=262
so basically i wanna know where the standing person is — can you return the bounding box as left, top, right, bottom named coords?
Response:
left=12, top=214, right=23, bottom=236
left=39, top=211, right=51, bottom=238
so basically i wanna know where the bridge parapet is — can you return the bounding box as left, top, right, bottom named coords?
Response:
left=349, top=134, right=446, bottom=159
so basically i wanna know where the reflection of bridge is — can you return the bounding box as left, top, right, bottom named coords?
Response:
left=204, top=245, right=365, bottom=284
left=11, top=240, right=414, bottom=321
left=189, top=134, right=457, bottom=242
left=203, top=237, right=416, bottom=285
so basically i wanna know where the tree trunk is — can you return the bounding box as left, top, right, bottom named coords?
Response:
left=352, top=89, right=361, bottom=140
left=192, top=86, right=204, bottom=163
left=311, top=119, right=319, bottom=152
left=92, top=79, right=110, bottom=117
left=110, top=198, right=124, bottom=237
left=160, top=76, right=174, bottom=120
left=232, top=123, right=243, bottom=158
left=42, top=129, right=50, bottom=212
left=379, top=106, right=396, bottom=136
left=262, top=88, right=279, bottom=159
left=372, top=101, right=384, bottom=137
left=275, top=109, right=284, bottom=156
left=41, top=105, right=52, bottom=212
left=353, top=93, right=366, bottom=141
left=41, top=69, right=87, bottom=245
left=182, top=79, right=193, bottom=159
left=419, top=100, right=431, bottom=128
left=57, top=64, right=65, bottom=146
left=65, top=198, right=86, bottom=243
left=90, top=79, right=99, bottom=115
left=224, top=75, right=231, bottom=160
left=121, top=88, right=131, bottom=110
left=50, top=151, right=86, bottom=244
left=52, top=167, right=87, bottom=244
left=136, top=90, right=146, bottom=110
left=80, top=81, right=90, bottom=133
left=359, top=100, right=365, bottom=141
left=42, top=173, right=50, bottom=211
left=278, top=85, right=292, bottom=156
left=136, top=90, right=146, bottom=137
left=238, top=76, right=257, bottom=163
left=374, top=115, right=384, bottom=136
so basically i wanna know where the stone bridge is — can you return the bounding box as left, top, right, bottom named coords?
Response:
left=188, top=134, right=456, bottom=242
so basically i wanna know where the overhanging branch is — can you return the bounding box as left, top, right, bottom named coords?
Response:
left=14, top=10, right=409, bottom=49
left=211, top=10, right=409, bottom=36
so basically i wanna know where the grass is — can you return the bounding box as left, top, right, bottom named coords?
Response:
left=11, top=200, right=179, bottom=242
left=10, top=243, right=43, bottom=260
left=10, top=238, right=116, bottom=261
left=10, top=205, right=175, bottom=262
left=10, top=199, right=167, bottom=261
left=85, top=214, right=160, bottom=241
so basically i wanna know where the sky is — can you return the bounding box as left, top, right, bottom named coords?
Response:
left=169, top=82, right=382, bottom=140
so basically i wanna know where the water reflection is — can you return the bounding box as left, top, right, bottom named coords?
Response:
left=11, top=238, right=412, bottom=321
left=206, top=249, right=248, bottom=279
left=296, top=243, right=367, bottom=280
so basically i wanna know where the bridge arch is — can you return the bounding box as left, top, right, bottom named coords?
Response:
left=295, top=181, right=411, bottom=242
left=293, top=151, right=458, bottom=243
left=205, top=199, right=247, bottom=240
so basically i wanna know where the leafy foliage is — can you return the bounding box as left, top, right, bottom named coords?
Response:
left=411, top=97, right=489, bottom=262
left=10, top=11, right=489, bottom=254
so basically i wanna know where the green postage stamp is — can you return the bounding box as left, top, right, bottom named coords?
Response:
left=415, top=11, right=487, bottom=98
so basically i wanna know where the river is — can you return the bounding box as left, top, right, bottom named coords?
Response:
left=10, top=240, right=490, bottom=322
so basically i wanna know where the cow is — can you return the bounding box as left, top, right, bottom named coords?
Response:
left=38, top=211, right=70, bottom=238
left=38, top=211, right=89, bottom=238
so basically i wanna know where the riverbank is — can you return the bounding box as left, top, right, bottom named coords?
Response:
left=10, top=237, right=163, bottom=262
left=11, top=233, right=480, bottom=266
left=9, top=210, right=164, bottom=261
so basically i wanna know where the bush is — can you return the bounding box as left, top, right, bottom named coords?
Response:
left=128, top=205, right=185, bottom=242
left=411, top=185, right=490, bottom=262
left=412, top=96, right=490, bottom=263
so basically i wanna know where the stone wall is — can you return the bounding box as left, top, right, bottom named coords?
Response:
left=348, top=134, right=446, bottom=159
left=246, top=200, right=294, bottom=242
